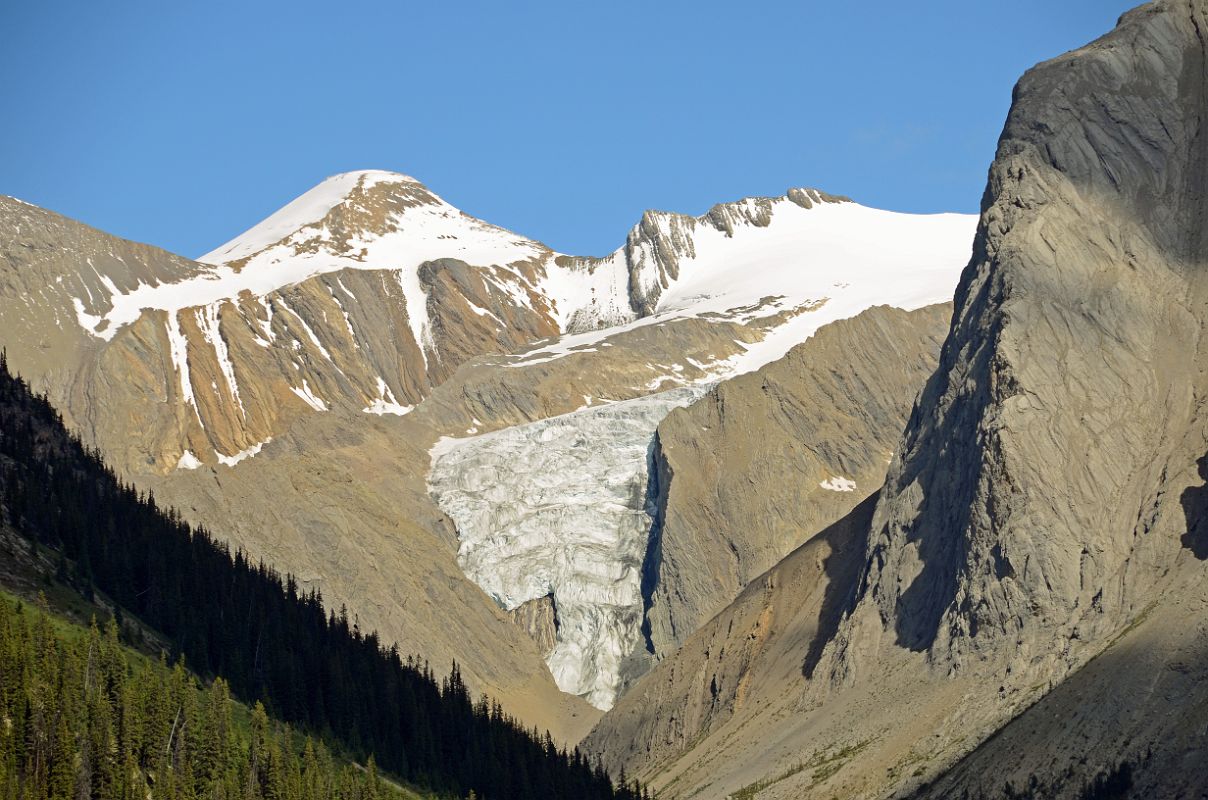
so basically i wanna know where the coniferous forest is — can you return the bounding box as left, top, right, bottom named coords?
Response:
left=0, top=595, right=407, bottom=800
left=0, top=352, right=644, bottom=800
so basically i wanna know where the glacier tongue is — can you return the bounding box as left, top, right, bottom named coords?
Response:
left=428, top=388, right=704, bottom=710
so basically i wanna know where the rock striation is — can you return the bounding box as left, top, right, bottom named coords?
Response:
left=642, top=304, right=951, bottom=661
left=833, top=0, right=1208, bottom=686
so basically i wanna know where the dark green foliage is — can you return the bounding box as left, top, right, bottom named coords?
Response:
left=1077, top=762, right=1132, bottom=800
left=940, top=759, right=1135, bottom=799
left=0, top=595, right=399, bottom=800
left=0, top=352, right=640, bottom=800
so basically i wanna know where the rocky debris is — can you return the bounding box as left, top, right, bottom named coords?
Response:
left=585, top=494, right=878, bottom=787
left=916, top=568, right=1208, bottom=798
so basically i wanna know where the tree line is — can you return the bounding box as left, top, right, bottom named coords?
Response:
left=0, top=352, right=644, bottom=800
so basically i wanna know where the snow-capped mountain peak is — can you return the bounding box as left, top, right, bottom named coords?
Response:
left=197, top=170, right=426, bottom=265
left=197, top=168, right=549, bottom=276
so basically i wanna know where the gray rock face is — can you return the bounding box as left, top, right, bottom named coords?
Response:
left=916, top=568, right=1208, bottom=798
left=508, top=594, right=560, bottom=656
left=832, top=0, right=1208, bottom=685
left=641, top=304, right=951, bottom=660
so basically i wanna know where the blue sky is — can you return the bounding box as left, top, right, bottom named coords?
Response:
left=1, top=1, right=1136, bottom=259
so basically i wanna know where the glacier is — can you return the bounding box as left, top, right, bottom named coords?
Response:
left=428, top=387, right=704, bottom=710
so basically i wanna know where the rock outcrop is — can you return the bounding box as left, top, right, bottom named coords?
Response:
left=612, top=190, right=852, bottom=316
left=508, top=594, right=560, bottom=656
left=585, top=493, right=879, bottom=789
left=917, top=568, right=1208, bottom=798
left=642, top=303, right=951, bottom=660
left=833, top=0, right=1208, bottom=686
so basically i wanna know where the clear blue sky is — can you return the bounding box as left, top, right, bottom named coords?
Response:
left=1, top=1, right=1136, bottom=259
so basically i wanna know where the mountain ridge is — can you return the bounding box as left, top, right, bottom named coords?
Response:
left=0, top=168, right=976, bottom=736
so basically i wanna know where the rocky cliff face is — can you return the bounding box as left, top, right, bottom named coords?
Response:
left=916, top=567, right=1208, bottom=797
left=604, top=190, right=849, bottom=317
left=584, top=493, right=879, bottom=791
left=831, top=0, right=1208, bottom=687
left=587, top=2, right=1208, bottom=796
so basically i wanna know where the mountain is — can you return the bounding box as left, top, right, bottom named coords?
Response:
left=412, top=200, right=971, bottom=711
left=586, top=1, right=1208, bottom=797
left=0, top=172, right=975, bottom=731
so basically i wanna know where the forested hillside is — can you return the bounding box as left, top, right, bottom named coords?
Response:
left=0, top=593, right=418, bottom=800
left=0, top=352, right=642, bottom=800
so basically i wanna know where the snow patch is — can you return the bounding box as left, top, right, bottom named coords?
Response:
left=364, top=399, right=413, bottom=416
left=290, top=380, right=328, bottom=411
left=195, top=303, right=244, bottom=415
left=465, top=298, right=503, bottom=325
left=164, top=311, right=195, bottom=408
left=176, top=451, right=202, bottom=470
left=216, top=438, right=271, bottom=467
left=362, top=377, right=411, bottom=415
left=820, top=476, right=857, bottom=492
left=71, top=298, right=105, bottom=337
